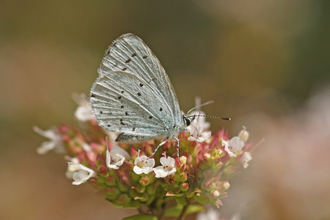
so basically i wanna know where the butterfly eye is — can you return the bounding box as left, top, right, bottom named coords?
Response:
left=184, top=117, right=191, bottom=126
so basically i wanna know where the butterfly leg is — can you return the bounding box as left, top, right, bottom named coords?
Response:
left=148, top=139, right=168, bottom=158
left=173, top=137, right=180, bottom=158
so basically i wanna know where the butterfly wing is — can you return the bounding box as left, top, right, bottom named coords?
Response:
left=90, top=33, right=182, bottom=142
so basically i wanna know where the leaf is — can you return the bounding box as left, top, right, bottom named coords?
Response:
left=175, top=196, right=187, bottom=206
left=164, top=204, right=205, bottom=217
left=122, top=214, right=158, bottom=220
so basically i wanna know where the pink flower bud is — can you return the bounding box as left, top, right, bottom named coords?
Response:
left=180, top=182, right=189, bottom=191
left=106, top=176, right=116, bottom=186
left=139, top=176, right=150, bottom=186
left=98, top=165, right=108, bottom=176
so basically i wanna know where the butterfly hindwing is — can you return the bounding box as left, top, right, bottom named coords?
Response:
left=91, top=71, right=169, bottom=135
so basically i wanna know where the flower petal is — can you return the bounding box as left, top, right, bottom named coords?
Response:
left=147, top=158, right=155, bottom=167
left=229, top=137, right=244, bottom=152
left=133, top=166, right=143, bottom=174
left=240, top=152, right=252, bottom=168
left=75, top=106, right=94, bottom=121
left=110, top=146, right=131, bottom=160
left=68, top=163, right=96, bottom=185
left=36, top=141, right=56, bottom=154
left=154, top=166, right=168, bottom=178
left=160, top=157, right=168, bottom=166
left=222, top=139, right=237, bottom=157
left=134, top=156, right=142, bottom=165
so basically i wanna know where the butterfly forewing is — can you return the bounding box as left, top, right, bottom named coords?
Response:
left=90, top=34, right=182, bottom=141
left=100, top=34, right=181, bottom=123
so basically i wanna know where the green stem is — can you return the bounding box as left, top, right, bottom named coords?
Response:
left=178, top=198, right=190, bottom=220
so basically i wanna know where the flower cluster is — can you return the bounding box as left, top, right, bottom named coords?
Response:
left=34, top=95, right=253, bottom=220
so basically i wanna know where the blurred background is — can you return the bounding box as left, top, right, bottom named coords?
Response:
left=1, top=0, right=330, bottom=219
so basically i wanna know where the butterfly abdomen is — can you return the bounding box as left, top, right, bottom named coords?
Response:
left=115, top=132, right=161, bottom=143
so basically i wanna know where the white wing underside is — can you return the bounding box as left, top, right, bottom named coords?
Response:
left=90, top=33, right=181, bottom=138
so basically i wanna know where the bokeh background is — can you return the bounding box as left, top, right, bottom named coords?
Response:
left=1, top=1, right=330, bottom=220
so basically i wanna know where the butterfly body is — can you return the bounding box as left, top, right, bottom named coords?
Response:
left=90, top=33, right=194, bottom=156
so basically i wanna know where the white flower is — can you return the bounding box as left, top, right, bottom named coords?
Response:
left=189, top=110, right=211, bottom=130
left=186, top=97, right=212, bottom=143
left=67, top=162, right=96, bottom=185
left=196, top=207, right=220, bottom=220
left=240, top=152, right=252, bottom=169
left=133, top=151, right=155, bottom=174
left=33, top=126, right=64, bottom=154
left=154, top=154, right=177, bottom=178
left=187, top=114, right=211, bottom=142
left=72, top=93, right=94, bottom=121
left=222, top=128, right=248, bottom=157
left=106, top=146, right=131, bottom=169
left=229, top=137, right=244, bottom=152
left=222, top=139, right=237, bottom=157
left=65, top=157, right=80, bottom=179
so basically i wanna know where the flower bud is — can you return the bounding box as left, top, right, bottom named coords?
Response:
left=139, top=176, right=150, bottom=186
left=106, top=176, right=116, bottom=186
left=113, top=194, right=131, bottom=207
left=223, top=182, right=230, bottom=190
left=117, top=182, right=129, bottom=192
left=130, top=146, right=139, bottom=160
left=129, top=200, right=140, bottom=208
left=128, top=188, right=139, bottom=198
left=98, top=166, right=108, bottom=176
left=211, top=190, right=220, bottom=197
left=132, top=184, right=145, bottom=193
left=103, top=187, right=120, bottom=200
left=179, top=156, right=187, bottom=165
left=179, top=182, right=189, bottom=191
left=203, top=153, right=211, bottom=161
left=238, top=129, right=249, bottom=143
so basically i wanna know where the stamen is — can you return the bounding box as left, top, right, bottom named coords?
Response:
left=251, top=138, right=266, bottom=152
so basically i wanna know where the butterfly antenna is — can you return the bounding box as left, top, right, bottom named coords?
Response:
left=187, top=100, right=214, bottom=114
left=194, top=114, right=231, bottom=121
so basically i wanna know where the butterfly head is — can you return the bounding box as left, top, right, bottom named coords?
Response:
left=183, top=114, right=196, bottom=127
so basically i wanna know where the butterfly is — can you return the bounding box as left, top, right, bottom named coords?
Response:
left=90, top=33, right=207, bottom=158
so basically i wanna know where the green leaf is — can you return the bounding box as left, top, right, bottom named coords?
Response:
left=122, top=214, right=158, bottom=220
left=175, top=196, right=187, bottom=206
left=164, top=204, right=205, bottom=217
